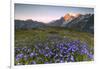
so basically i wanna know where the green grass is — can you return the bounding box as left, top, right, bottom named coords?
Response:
left=15, top=27, right=94, bottom=49
left=15, top=27, right=94, bottom=64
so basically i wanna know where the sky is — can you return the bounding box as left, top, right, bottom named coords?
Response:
left=15, top=4, right=94, bottom=23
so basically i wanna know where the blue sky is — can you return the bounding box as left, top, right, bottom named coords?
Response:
left=15, top=4, right=94, bottom=23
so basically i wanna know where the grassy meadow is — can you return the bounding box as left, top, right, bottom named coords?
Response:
left=15, top=27, right=94, bottom=65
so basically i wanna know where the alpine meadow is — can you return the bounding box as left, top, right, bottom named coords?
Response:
left=14, top=4, right=94, bottom=65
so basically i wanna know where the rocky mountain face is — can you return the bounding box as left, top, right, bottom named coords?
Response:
left=61, top=13, right=81, bottom=27
left=63, top=13, right=75, bottom=21
left=65, top=14, right=94, bottom=33
left=47, top=13, right=82, bottom=27
left=47, top=13, right=94, bottom=34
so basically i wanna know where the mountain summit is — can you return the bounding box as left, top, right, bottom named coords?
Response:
left=64, top=13, right=81, bottom=21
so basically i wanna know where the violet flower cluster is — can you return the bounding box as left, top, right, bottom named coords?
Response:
left=15, top=37, right=93, bottom=65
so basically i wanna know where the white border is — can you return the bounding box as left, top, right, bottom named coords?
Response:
left=13, top=0, right=95, bottom=8
left=11, top=0, right=95, bottom=69
left=10, top=0, right=14, bottom=68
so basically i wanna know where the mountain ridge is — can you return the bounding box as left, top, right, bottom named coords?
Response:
left=15, top=13, right=94, bottom=34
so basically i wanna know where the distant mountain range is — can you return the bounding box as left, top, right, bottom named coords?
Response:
left=15, top=13, right=94, bottom=34
left=15, top=19, right=46, bottom=29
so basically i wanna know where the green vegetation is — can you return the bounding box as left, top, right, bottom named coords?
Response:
left=15, top=27, right=93, bottom=48
left=15, top=27, right=94, bottom=65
